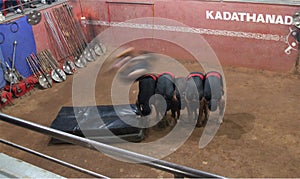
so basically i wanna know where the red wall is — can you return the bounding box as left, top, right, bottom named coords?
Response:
left=34, top=0, right=300, bottom=72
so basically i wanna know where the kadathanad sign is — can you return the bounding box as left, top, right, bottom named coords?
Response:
left=206, top=10, right=293, bottom=25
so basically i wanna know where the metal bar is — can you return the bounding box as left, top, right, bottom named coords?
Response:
left=0, top=0, right=39, bottom=13
left=44, top=19, right=65, bottom=61
left=0, top=112, right=225, bottom=178
left=217, top=0, right=300, bottom=6
left=0, top=139, right=109, bottom=179
left=0, top=2, right=26, bottom=13
left=105, top=0, right=300, bottom=6
left=105, top=1, right=154, bottom=5
left=17, top=0, right=24, bottom=12
left=0, top=0, right=68, bottom=24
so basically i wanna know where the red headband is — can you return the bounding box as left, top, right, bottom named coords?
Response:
left=158, top=72, right=175, bottom=79
left=187, top=73, right=204, bottom=80
left=206, top=72, right=221, bottom=79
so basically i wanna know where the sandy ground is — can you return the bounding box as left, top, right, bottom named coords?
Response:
left=0, top=61, right=299, bottom=178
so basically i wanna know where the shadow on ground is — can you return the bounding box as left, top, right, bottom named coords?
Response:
left=216, top=113, right=255, bottom=140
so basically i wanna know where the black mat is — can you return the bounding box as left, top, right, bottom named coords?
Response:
left=49, top=104, right=145, bottom=144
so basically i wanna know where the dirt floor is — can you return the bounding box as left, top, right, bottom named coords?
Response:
left=0, top=61, right=299, bottom=178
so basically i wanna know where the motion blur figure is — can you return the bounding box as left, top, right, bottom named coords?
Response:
left=107, top=47, right=156, bottom=83
left=204, top=71, right=225, bottom=124
left=185, top=72, right=207, bottom=127
left=135, top=74, right=157, bottom=116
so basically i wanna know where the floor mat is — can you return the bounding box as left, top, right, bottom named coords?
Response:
left=49, top=104, right=145, bottom=144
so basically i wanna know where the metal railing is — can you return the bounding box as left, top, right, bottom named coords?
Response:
left=0, top=139, right=109, bottom=178
left=0, top=0, right=68, bottom=23
left=204, top=0, right=300, bottom=6
left=0, top=112, right=226, bottom=178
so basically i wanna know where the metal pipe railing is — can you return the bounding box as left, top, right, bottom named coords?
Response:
left=105, top=1, right=154, bottom=5
left=0, top=0, right=68, bottom=17
left=0, top=112, right=226, bottom=178
left=0, top=0, right=36, bottom=14
left=0, top=139, right=109, bottom=178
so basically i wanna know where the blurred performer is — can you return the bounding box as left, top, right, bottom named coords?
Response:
left=185, top=72, right=206, bottom=127
left=135, top=74, right=157, bottom=116
left=154, top=72, right=176, bottom=127
left=204, top=71, right=225, bottom=124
